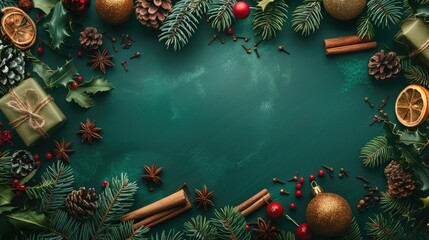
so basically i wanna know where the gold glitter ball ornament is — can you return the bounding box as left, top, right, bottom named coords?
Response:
left=323, top=0, right=366, bottom=21
left=306, top=182, right=352, bottom=237
left=95, top=0, right=134, bottom=26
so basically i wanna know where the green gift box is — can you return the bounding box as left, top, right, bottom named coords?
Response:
left=0, top=78, right=66, bottom=146
left=395, top=18, right=429, bottom=68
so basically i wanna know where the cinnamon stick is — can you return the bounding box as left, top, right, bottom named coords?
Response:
left=324, top=35, right=371, bottom=49
left=326, top=42, right=377, bottom=55
left=121, top=189, right=188, bottom=221
left=236, top=189, right=268, bottom=212
left=241, top=193, right=271, bottom=217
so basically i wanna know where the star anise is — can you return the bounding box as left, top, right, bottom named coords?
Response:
left=142, top=163, right=163, bottom=185
left=77, top=119, right=102, bottom=143
left=194, top=185, right=214, bottom=210
left=53, top=138, right=74, bottom=163
left=87, top=48, right=114, bottom=74
left=254, top=217, right=280, bottom=240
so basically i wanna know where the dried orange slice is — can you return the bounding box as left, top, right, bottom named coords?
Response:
left=395, top=84, right=429, bottom=127
left=1, top=7, right=36, bottom=50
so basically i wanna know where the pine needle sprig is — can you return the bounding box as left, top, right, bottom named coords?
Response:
left=360, top=136, right=395, bottom=168
left=184, top=216, right=217, bottom=240
left=0, top=151, right=13, bottom=184
left=404, top=65, right=429, bottom=89
left=0, top=0, right=17, bottom=9
left=211, top=206, right=251, bottom=240
left=356, top=14, right=375, bottom=39
left=27, top=233, right=62, bottom=240
left=276, top=231, right=296, bottom=240
left=50, top=210, right=81, bottom=239
left=26, top=180, right=55, bottom=200
left=104, top=221, right=148, bottom=240
left=291, top=0, right=323, bottom=36
left=253, top=0, right=288, bottom=40
left=159, top=0, right=209, bottom=51
left=208, top=0, right=236, bottom=32
left=366, top=0, right=403, bottom=29
left=365, top=214, right=407, bottom=240
left=337, top=218, right=363, bottom=240
left=380, top=192, right=420, bottom=219
left=150, top=230, right=184, bottom=240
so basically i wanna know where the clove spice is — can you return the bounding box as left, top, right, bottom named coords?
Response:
left=356, top=176, right=369, bottom=184
left=254, top=48, right=260, bottom=58
left=121, top=61, right=128, bottom=72
left=280, top=189, right=289, bottom=195
left=364, top=97, right=374, bottom=108
left=254, top=39, right=263, bottom=47
left=323, top=164, right=334, bottom=172
left=241, top=45, right=252, bottom=54
left=278, top=45, right=290, bottom=55
left=288, top=171, right=299, bottom=182
left=176, top=182, right=191, bottom=195
left=208, top=35, right=218, bottom=45
left=130, top=52, right=141, bottom=60
left=378, top=96, right=390, bottom=110
left=272, top=177, right=285, bottom=184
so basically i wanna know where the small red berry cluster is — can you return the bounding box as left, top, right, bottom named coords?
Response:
left=11, top=178, right=26, bottom=197
left=69, top=75, right=84, bottom=89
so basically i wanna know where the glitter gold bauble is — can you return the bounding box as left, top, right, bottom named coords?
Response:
left=306, top=182, right=352, bottom=237
left=95, top=0, right=134, bottom=26
left=323, top=0, right=366, bottom=21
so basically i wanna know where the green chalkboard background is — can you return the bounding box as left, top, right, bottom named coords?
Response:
left=1, top=0, right=410, bottom=238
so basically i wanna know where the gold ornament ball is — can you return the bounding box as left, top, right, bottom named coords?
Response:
left=323, top=0, right=366, bottom=21
left=95, top=0, right=134, bottom=26
left=306, top=193, right=353, bottom=237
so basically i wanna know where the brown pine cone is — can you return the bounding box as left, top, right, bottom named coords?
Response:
left=64, top=187, right=98, bottom=221
left=135, top=0, right=173, bottom=29
left=79, top=27, right=103, bottom=51
left=384, top=160, right=416, bottom=198
left=368, top=50, right=401, bottom=80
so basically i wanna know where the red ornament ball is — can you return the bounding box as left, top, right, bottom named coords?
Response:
left=266, top=202, right=284, bottom=219
left=245, top=224, right=251, bottom=231
left=64, top=0, right=91, bottom=14
left=70, top=81, right=79, bottom=88
left=37, top=46, right=44, bottom=55
left=226, top=27, right=234, bottom=35
left=76, top=75, right=84, bottom=82
left=233, top=1, right=250, bottom=19
left=33, top=153, right=39, bottom=161
left=296, top=190, right=303, bottom=197
left=296, top=223, right=313, bottom=240
left=102, top=180, right=109, bottom=187
left=309, top=174, right=315, bottom=181
left=299, top=177, right=305, bottom=183
left=289, top=202, right=296, bottom=210
left=11, top=179, right=20, bottom=187
left=35, top=161, right=42, bottom=167
left=45, top=152, right=53, bottom=160
left=18, top=184, right=26, bottom=192
left=296, top=183, right=302, bottom=189
left=318, top=169, right=325, bottom=177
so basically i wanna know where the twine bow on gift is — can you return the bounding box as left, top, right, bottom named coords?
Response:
left=409, top=38, right=429, bottom=58
left=6, top=89, right=52, bottom=137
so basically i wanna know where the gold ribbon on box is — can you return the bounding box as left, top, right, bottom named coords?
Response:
left=409, top=38, right=429, bottom=58
left=6, top=89, right=52, bottom=137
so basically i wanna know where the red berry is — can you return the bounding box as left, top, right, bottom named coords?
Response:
left=309, top=174, right=315, bottom=181
left=296, top=223, right=313, bottom=240
left=245, top=224, right=251, bottom=231
left=102, top=180, right=109, bottom=187
left=265, top=202, right=284, bottom=219
left=289, top=202, right=296, bottom=210
left=295, top=190, right=303, bottom=197
left=18, top=184, right=26, bottom=192
left=226, top=27, right=234, bottom=35
left=37, top=46, right=44, bottom=55
left=76, top=75, right=84, bottom=82
left=296, top=183, right=302, bottom=189
left=11, top=179, right=20, bottom=187
left=77, top=50, right=84, bottom=58
left=35, top=161, right=42, bottom=167
left=45, top=152, right=53, bottom=160
left=299, top=177, right=305, bottom=183
left=33, top=153, right=39, bottom=160
left=318, top=169, right=325, bottom=177
left=70, top=81, right=78, bottom=88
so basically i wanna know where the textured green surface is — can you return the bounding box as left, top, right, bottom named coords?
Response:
left=0, top=1, right=408, bottom=238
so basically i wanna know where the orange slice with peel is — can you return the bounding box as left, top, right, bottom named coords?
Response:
left=1, top=7, right=36, bottom=50
left=395, top=84, right=429, bottom=127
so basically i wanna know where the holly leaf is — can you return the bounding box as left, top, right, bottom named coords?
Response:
left=66, top=77, right=114, bottom=108
left=257, top=0, right=275, bottom=11
left=20, top=169, right=37, bottom=185
left=33, top=0, right=60, bottom=14
left=38, top=2, right=73, bottom=49
left=400, top=129, right=427, bottom=150
left=0, top=186, right=13, bottom=206
left=49, top=60, right=78, bottom=88
left=384, top=121, right=401, bottom=146
left=0, top=206, right=15, bottom=215
left=6, top=210, right=50, bottom=231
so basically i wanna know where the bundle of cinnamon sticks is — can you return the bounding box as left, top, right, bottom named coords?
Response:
left=121, top=189, right=191, bottom=229
left=325, top=35, right=377, bottom=55
left=236, top=189, right=271, bottom=216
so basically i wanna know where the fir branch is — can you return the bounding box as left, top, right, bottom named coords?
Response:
left=211, top=206, right=251, bottom=240
left=184, top=216, right=217, bottom=240
left=42, top=162, right=74, bottom=214
left=150, top=230, right=184, bottom=240
left=380, top=192, right=419, bottom=219
left=403, top=0, right=413, bottom=17
left=365, top=214, right=407, bottom=240
left=416, top=0, right=429, bottom=4
left=253, top=0, right=288, bottom=40
left=404, top=65, right=429, bottom=89
left=26, top=233, right=62, bottom=240
left=360, top=136, right=394, bottom=168
left=0, top=0, right=17, bottom=9
left=336, top=218, right=363, bottom=240
left=49, top=210, right=80, bottom=240
left=356, top=14, right=375, bottom=39
left=276, top=231, right=296, bottom=240
left=0, top=151, right=13, bottom=185
left=208, top=0, right=236, bottom=32
left=159, top=0, right=209, bottom=50
left=367, top=0, right=403, bottom=28
left=26, top=180, right=55, bottom=200
left=104, top=221, right=148, bottom=240
left=291, top=0, right=322, bottom=36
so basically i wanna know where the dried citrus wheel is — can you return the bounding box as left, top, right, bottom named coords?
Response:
left=395, top=84, right=429, bottom=127
left=1, top=7, right=36, bottom=50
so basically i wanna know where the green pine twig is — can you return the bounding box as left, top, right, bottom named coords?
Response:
left=211, top=206, right=251, bottom=240
left=208, top=0, right=236, bottom=32
left=184, top=216, right=217, bottom=240
left=365, top=214, right=407, bottom=240
left=150, top=230, right=184, bottom=240
left=367, top=0, right=403, bottom=28
left=356, top=14, right=375, bottom=39
left=380, top=192, right=420, bottom=219
left=336, top=218, right=363, bottom=240
left=276, top=231, right=296, bottom=240
left=0, top=0, right=16, bottom=9
left=291, top=0, right=322, bottom=36
left=253, top=0, right=288, bottom=40
left=360, top=136, right=394, bottom=168
left=404, top=65, right=429, bottom=89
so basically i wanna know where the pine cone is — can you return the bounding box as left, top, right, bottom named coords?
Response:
left=65, top=187, right=98, bottom=221
left=0, top=42, right=26, bottom=86
left=79, top=27, right=103, bottom=51
left=10, top=150, right=34, bottom=177
left=384, top=160, right=416, bottom=198
left=135, top=0, right=172, bottom=29
left=368, top=50, right=401, bottom=80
